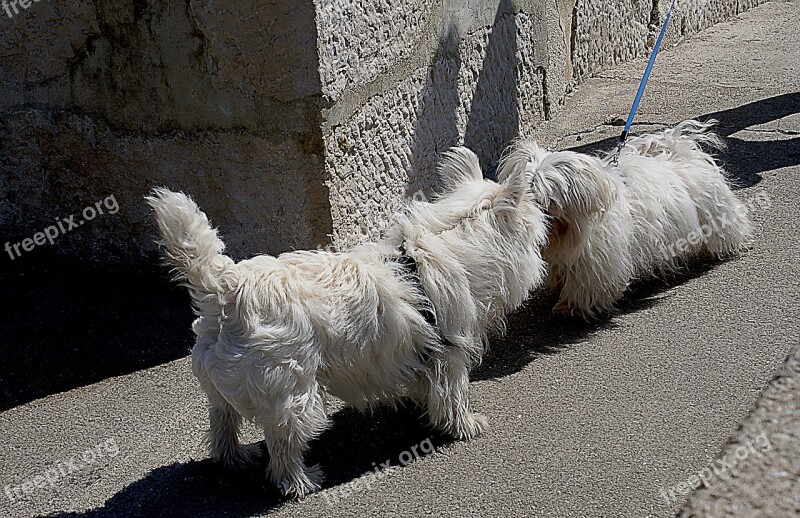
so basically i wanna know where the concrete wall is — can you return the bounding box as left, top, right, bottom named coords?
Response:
left=0, top=0, right=766, bottom=264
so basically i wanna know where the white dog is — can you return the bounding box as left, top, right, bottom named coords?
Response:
left=498, top=120, right=752, bottom=318
left=146, top=147, right=547, bottom=497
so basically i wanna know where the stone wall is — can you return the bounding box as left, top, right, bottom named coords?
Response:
left=0, top=0, right=766, bottom=265
left=0, top=0, right=331, bottom=262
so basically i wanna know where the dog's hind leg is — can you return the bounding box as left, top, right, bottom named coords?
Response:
left=552, top=256, right=629, bottom=319
left=192, top=321, right=262, bottom=468
left=208, top=398, right=263, bottom=468
left=423, top=347, right=488, bottom=441
left=255, top=375, right=328, bottom=498
left=196, top=370, right=263, bottom=468
left=696, top=190, right=753, bottom=258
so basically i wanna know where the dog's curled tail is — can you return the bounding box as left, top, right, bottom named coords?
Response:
left=145, top=187, right=237, bottom=308
left=624, top=119, right=724, bottom=162
left=669, top=118, right=725, bottom=153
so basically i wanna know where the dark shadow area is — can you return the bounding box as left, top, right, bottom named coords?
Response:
left=47, top=458, right=276, bottom=518
left=473, top=258, right=722, bottom=381
left=407, top=22, right=463, bottom=199
left=463, top=0, right=520, bottom=179
left=48, top=405, right=451, bottom=518
left=473, top=292, right=602, bottom=381
left=568, top=92, right=800, bottom=189
left=409, top=0, right=520, bottom=196
left=0, top=251, right=193, bottom=411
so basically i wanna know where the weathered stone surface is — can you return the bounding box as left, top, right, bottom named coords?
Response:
left=324, top=5, right=549, bottom=248
left=571, top=0, right=652, bottom=82
left=315, top=0, right=434, bottom=100
left=571, top=0, right=770, bottom=83
left=0, top=1, right=330, bottom=262
left=664, top=0, right=768, bottom=46
left=0, top=110, right=330, bottom=261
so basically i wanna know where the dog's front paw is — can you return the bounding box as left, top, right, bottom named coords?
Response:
left=553, top=301, right=595, bottom=321
left=277, top=464, right=324, bottom=498
left=453, top=412, right=489, bottom=441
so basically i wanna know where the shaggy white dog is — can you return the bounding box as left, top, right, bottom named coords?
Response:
left=498, top=120, right=752, bottom=318
left=146, top=147, right=547, bottom=497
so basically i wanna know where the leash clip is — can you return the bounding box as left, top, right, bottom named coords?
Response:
left=612, top=131, right=628, bottom=166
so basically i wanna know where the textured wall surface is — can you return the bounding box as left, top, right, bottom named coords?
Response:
left=0, top=110, right=331, bottom=262
left=0, top=0, right=767, bottom=265
left=571, top=0, right=652, bottom=81
left=0, top=1, right=331, bottom=262
left=570, top=0, right=769, bottom=82
left=323, top=2, right=550, bottom=248
left=315, top=0, right=435, bottom=100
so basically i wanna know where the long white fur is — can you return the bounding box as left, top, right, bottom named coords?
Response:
left=145, top=147, right=548, bottom=497
left=497, top=119, right=752, bottom=318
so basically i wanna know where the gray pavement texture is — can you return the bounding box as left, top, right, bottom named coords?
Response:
left=1, top=1, right=798, bottom=517
left=680, top=345, right=800, bottom=516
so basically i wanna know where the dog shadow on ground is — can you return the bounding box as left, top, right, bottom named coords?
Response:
left=569, top=91, right=800, bottom=189
left=49, top=405, right=453, bottom=518
left=473, top=258, right=720, bottom=382
left=50, top=259, right=722, bottom=518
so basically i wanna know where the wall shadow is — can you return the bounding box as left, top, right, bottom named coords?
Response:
left=463, top=0, right=520, bottom=180
left=409, top=0, right=520, bottom=197
left=407, top=22, right=463, bottom=200
left=0, top=252, right=193, bottom=411
left=568, top=92, right=800, bottom=189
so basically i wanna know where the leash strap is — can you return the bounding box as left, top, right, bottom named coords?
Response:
left=396, top=244, right=437, bottom=326
left=614, top=0, right=677, bottom=163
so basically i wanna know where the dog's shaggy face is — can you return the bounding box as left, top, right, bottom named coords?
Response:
left=146, top=147, right=548, bottom=498
left=506, top=140, right=617, bottom=225
left=499, top=120, right=753, bottom=318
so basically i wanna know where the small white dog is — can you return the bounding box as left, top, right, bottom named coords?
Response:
left=498, top=120, right=752, bottom=318
left=146, top=147, right=547, bottom=497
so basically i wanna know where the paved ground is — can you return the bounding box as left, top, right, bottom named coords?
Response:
left=1, top=1, right=798, bottom=517
left=680, top=345, right=800, bottom=516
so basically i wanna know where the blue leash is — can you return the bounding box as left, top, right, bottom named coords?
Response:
left=614, top=0, right=677, bottom=162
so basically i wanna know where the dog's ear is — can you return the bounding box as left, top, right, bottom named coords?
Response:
left=494, top=161, right=528, bottom=213
left=537, top=151, right=617, bottom=219
left=497, top=138, right=545, bottom=183
left=437, top=146, right=483, bottom=191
